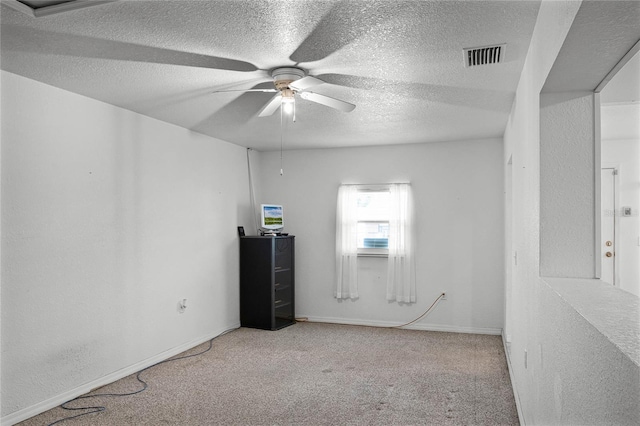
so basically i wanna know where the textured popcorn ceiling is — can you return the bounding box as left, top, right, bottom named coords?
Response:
left=0, top=0, right=545, bottom=151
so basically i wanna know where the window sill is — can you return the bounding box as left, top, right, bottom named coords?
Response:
left=358, top=253, right=388, bottom=258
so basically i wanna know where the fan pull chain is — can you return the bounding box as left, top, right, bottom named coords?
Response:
left=280, top=105, right=284, bottom=176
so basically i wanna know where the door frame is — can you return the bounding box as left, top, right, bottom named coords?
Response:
left=598, top=163, right=621, bottom=284
left=504, top=155, right=513, bottom=347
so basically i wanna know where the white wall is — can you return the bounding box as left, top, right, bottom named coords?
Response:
left=254, top=139, right=504, bottom=334
left=540, top=91, right=596, bottom=278
left=504, top=1, right=640, bottom=424
left=0, top=71, right=252, bottom=423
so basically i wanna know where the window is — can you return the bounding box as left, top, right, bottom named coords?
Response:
left=356, top=189, right=390, bottom=255
left=335, top=183, right=416, bottom=302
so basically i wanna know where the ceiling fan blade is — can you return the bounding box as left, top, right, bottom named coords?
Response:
left=289, top=1, right=397, bottom=63
left=193, top=83, right=277, bottom=133
left=2, top=25, right=259, bottom=72
left=210, top=80, right=275, bottom=94
left=299, top=92, right=355, bottom=113
left=289, top=76, right=324, bottom=92
left=258, top=94, right=283, bottom=117
left=213, top=89, right=277, bottom=94
left=317, top=73, right=514, bottom=112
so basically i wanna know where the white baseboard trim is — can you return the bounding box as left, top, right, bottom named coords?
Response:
left=1, top=323, right=240, bottom=426
left=502, top=329, right=525, bottom=426
left=298, top=315, right=502, bottom=335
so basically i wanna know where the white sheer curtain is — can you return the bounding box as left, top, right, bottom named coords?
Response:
left=386, top=183, right=416, bottom=303
left=335, top=185, right=359, bottom=299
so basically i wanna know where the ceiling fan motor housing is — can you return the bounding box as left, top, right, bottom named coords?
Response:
left=272, top=67, right=306, bottom=92
left=257, top=66, right=354, bottom=117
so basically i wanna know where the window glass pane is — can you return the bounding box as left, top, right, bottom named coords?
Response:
left=357, top=222, right=389, bottom=248
left=357, top=191, right=390, bottom=221
left=356, top=190, right=389, bottom=249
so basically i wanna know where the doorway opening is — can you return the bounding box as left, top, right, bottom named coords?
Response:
left=597, top=45, right=640, bottom=296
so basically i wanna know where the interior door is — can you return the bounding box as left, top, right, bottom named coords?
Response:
left=601, top=168, right=617, bottom=285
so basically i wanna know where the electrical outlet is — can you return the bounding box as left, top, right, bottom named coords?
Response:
left=441, top=292, right=447, bottom=300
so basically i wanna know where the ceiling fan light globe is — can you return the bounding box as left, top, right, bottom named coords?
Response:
left=282, top=97, right=295, bottom=114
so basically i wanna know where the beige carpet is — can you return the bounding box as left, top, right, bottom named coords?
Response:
left=21, top=322, right=519, bottom=425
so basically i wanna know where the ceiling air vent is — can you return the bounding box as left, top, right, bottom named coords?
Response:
left=463, top=44, right=506, bottom=67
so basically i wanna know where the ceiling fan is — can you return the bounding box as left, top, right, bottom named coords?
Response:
left=215, top=66, right=356, bottom=118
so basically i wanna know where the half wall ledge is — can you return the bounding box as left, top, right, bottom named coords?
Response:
left=542, top=277, right=639, bottom=367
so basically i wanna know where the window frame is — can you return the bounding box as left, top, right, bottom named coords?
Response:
left=355, top=185, right=391, bottom=257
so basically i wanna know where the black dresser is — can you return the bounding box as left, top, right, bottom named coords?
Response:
left=239, top=235, right=295, bottom=330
